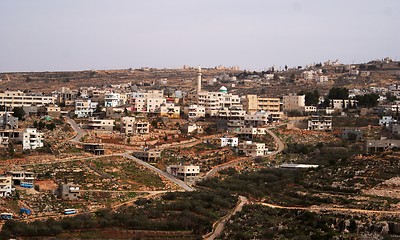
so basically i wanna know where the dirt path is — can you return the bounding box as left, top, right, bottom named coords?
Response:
left=259, top=202, right=400, bottom=215
left=203, top=196, right=249, bottom=240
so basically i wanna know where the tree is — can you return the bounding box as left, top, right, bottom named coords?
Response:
left=46, top=123, right=56, bottom=131
left=304, top=90, right=320, bottom=106
left=12, top=107, right=25, bottom=120
left=386, top=92, right=397, bottom=102
left=356, top=93, right=379, bottom=108
left=328, top=87, right=349, bottom=100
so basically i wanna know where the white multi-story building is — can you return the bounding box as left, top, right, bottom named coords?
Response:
left=304, top=106, right=317, bottom=113
left=330, top=99, right=357, bottom=110
left=0, top=91, right=55, bottom=108
left=130, top=90, right=166, bottom=113
left=166, top=165, right=200, bottom=181
left=282, top=93, right=305, bottom=112
left=238, top=127, right=267, bottom=138
left=75, top=99, right=98, bottom=118
left=184, top=105, right=206, bottom=119
left=121, top=116, right=149, bottom=135
left=220, top=137, right=239, bottom=147
left=160, top=103, right=181, bottom=118
left=238, top=141, right=267, bottom=157
left=105, top=93, right=122, bottom=107
left=308, top=115, right=332, bottom=131
left=197, top=87, right=242, bottom=116
left=314, top=75, right=328, bottom=83
left=244, top=111, right=269, bottom=127
left=302, top=70, right=315, bottom=81
left=379, top=116, right=396, bottom=128
left=22, top=128, right=43, bottom=150
left=0, top=176, right=12, bottom=197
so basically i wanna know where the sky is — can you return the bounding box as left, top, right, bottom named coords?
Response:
left=0, top=0, right=399, bottom=72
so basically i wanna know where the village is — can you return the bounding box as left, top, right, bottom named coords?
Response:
left=1, top=58, right=400, bottom=238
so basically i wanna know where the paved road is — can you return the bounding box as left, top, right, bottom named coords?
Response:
left=203, top=196, right=249, bottom=240
left=66, top=117, right=86, bottom=143
left=122, top=152, right=194, bottom=192
left=266, top=127, right=285, bottom=156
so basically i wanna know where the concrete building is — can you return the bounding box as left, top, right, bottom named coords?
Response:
left=0, top=176, right=12, bottom=197
left=0, top=91, right=55, bottom=108
left=22, top=128, right=44, bottom=150
left=46, top=104, right=61, bottom=118
left=57, top=183, right=80, bottom=200
left=160, top=103, right=181, bottom=118
left=244, top=111, right=269, bottom=127
left=238, top=141, right=267, bottom=157
left=330, top=99, right=357, bottom=110
left=219, top=137, right=239, bottom=147
left=182, top=123, right=203, bottom=134
left=197, top=88, right=241, bottom=116
left=166, top=165, right=200, bottom=182
left=83, top=143, right=105, bottom=155
left=365, top=139, right=400, bottom=154
left=242, top=95, right=281, bottom=119
left=133, top=149, right=161, bottom=162
left=379, top=116, right=396, bottom=128
left=282, top=93, right=305, bottom=112
left=184, top=105, right=206, bottom=119
left=130, top=90, right=166, bottom=113
left=0, top=112, right=18, bottom=130
left=304, top=106, right=317, bottom=113
left=104, top=93, right=122, bottom=107
left=87, top=118, right=115, bottom=132
left=75, top=99, right=98, bottom=118
left=8, top=171, right=34, bottom=188
left=314, top=75, right=328, bottom=83
left=307, top=115, right=332, bottom=131
left=238, top=127, right=267, bottom=139
left=121, top=116, right=149, bottom=135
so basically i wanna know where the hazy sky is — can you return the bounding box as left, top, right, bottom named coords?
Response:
left=1, top=0, right=399, bottom=72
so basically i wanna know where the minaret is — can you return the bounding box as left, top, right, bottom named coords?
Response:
left=197, top=66, right=202, bottom=92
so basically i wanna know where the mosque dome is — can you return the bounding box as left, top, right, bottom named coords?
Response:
left=219, top=86, right=228, bottom=93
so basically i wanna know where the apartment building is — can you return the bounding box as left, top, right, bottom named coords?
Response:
left=75, top=99, right=98, bottom=118
left=242, top=95, right=282, bottom=121
left=282, top=93, right=305, bottom=112
left=160, top=103, right=181, bottom=118
left=133, top=149, right=161, bottom=162
left=238, top=141, right=268, bottom=157
left=57, top=183, right=80, bottom=200
left=216, top=137, right=239, bottom=147
left=244, top=111, right=269, bottom=127
left=166, top=165, right=200, bottom=182
left=121, top=116, right=149, bottom=135
left=8, top=171, right=34, bottom=188
left=238, top=127, right=267, bottom=138
left=183, top=105, right=206, bottom=119
left=0, top=91, right=55, bottom=108
left=87, top=118, right=115, bottom=132
left=197, top=89, right=241, bottom=116
left=0, top=112, right=18, bottom=130
left=105, top=92, right=128, bottom=107
left=307, top=115, right=332, bottom=131
left=130, top=90, right=166, bottom=113
left=0, top=176, right=12, bottom=197
left=22, top=128, right=44, bottom=150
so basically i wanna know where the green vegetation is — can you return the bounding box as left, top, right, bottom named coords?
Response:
left=1, top=190, right=235, bottom=239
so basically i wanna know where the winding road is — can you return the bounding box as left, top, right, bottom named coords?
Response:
left=203, top=196, right=249, bottom=240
